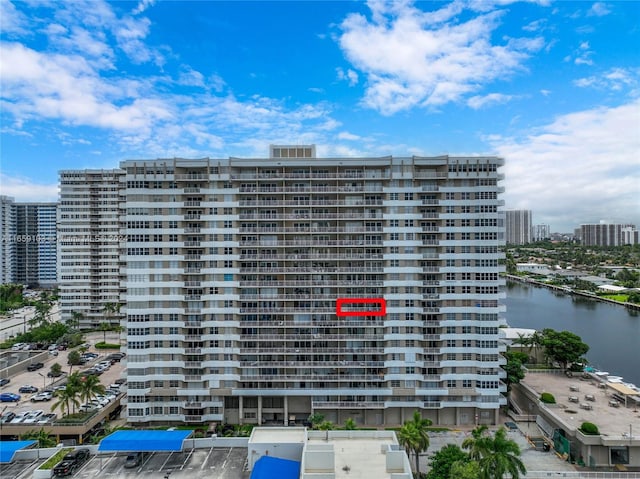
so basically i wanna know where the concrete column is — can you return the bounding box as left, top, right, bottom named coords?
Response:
left=239, top=396, right=243, bottom=425
left=258, top=396, right=262, bottom=425
left=284, top=396, right=288, bottom=426
left=455, top=407, right=460, bottom=425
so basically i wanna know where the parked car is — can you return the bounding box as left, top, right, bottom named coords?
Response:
left=53, top=448, right=91, bottom=476
left=0, top=378, right=10, bottom=387
left=48, top=350, right=59, bottom=356
left=124, top=452, right=146, bottom=469
left=47, top=370, right=63, bottom=377
left=0, top=392, right=21, bottom=402
left=22, top=410, right=44, bottom=423
left=37, top=412, right=57, bottom=424
left=10, top=411, right=29, bottom=423
left=19, top=385, right=38, bottom=393
left=48, top=344, right=58, bottom=351
left=31, top=391, right=53, bottom=402
left=0, top=411, right=16, bottom=423
left=27, top=362, right=44, bottom=371
left=11, top=343, right=27, bottom=351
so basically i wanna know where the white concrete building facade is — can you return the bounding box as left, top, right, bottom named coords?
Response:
left=57, top=170, right=125, bottom=329
left=120, top=147, right=507, bottom=427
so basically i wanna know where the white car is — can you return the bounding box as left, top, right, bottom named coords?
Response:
left=31, top=391, right=53, bottom=402
left=37, top=413, right=57, bottom=424
left=93, top=395, right=111, bottom=406
left=23, top=410, right=44, bottom=423
left=10, top=411, right=29, bottom=423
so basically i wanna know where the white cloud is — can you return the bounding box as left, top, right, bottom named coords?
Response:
left=574, top=67, right=639, bottom=92
left=588, top=2, right=611, bottom=17
left=467, top=93, right=513, bottom=109
left=0, top=0, right=29, bottom=35
left=540, top=89, right=551, bottom=96
left=488, top=99, right=640, bottom=231
left=132, top=0, right=156, bottom=15
left=336, top=67, right=359, bottom=86
left=337, top=131, right=361, bottom=141
left=178, top=66, right=205, bottom=87
left=0, top=173, right=58, bottom=202
left=338, top=1, right=544, bottom=114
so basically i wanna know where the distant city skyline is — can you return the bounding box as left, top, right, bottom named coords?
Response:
left=1, top=1, right=638, bottom=232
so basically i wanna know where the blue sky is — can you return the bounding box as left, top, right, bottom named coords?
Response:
left=1, top=0, right=638, bottom=232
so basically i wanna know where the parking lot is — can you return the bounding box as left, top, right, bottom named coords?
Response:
left=76, top=447, right=248, bottom=479
left=0, top=343, right=126, bottom=430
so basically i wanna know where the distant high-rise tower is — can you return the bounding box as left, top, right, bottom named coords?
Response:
left=531, top=224, right=551, bottom=242
left=58, top=170, right=125, bottom=328
left=505, top=210, right=532, bottom=244
left=580, top=223, right=637, bottom=246
left=13, top=203, right=58, bottom=288
left=0, top=196, right=16, bottom=284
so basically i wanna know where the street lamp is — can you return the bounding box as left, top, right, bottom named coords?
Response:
left=37, top=372, right=46, bottom=390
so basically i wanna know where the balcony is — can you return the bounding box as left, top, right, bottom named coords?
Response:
left=312, top=401, right=385, bottom=409
left=184, top=415, right=202, bottom=422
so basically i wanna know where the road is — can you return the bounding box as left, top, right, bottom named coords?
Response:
left=0, top=303, right=60, bottom=341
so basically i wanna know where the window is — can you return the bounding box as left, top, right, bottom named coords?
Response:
left=447, top=380, right=456, bottom=388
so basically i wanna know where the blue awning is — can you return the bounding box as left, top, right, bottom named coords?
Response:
left=98, top=430, right=192, bottom=452
left=0, top=440, right=37, bottom=463
left=250, top=456, right=301, bottom=479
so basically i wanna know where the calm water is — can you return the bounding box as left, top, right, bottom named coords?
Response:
left=504, top=280, right=640, bottom=386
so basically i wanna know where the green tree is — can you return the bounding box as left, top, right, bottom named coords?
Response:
left=502, top=351, right=527, bottom=392
left=99, top=322, right=112, bottom=344
left=78, top=374, right=105, bottom=405
left=344, top=418, right=357, bottom=430
left=49, top=362, right=62, bottom=377
left=51, top=384, right=80, bottom=417
left=67, top=350, right=82, bottom=371
left=103, top=302, right=121, bottom=327
left=67, top=311, right=83, bottom=331
left=541, top=329, right=589, bottom=370
left=475, top=428, right=527, bottom=479
left=308, top=413, right=325, bottom=429
left=21, top=428, right=57, bottom=448
left=398, top=412, right=430, bottom=478
left=317, top=420, right=334, bottom=430
left=461, top=425, right=490, bottom=460
left=449, top=460, right=480, bottom=479
left=426, top=444, right=468, bottom=479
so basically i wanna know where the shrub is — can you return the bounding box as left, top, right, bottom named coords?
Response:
left=580, top=422, right=599, bottom=435
left=94, top=342, right=120, bottom=350
left=40, top=448, right=73, bottom=469
left=540, top=392, right=556, bottom=404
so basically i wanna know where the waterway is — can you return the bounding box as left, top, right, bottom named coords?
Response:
left=504, top=280, right=640, bottom=387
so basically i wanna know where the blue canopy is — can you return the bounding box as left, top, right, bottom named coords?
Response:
left=251, top=456, right=301, bottom=479
left=98, top=430, right=192, bottom=452
left=0, top=440, right=36, bottom=463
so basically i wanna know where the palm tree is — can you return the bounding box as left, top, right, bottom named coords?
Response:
left=103, top=302, right=121, bottom=327
left=462, top=425, right=490, bottom=460
left=99, top=322, right=111, bottom=344
left=21, top=428, right=57, bottom=448
left=67, top=311, right=83, bottom=331
left=51, top=385, right=80, bottom=417
left=65, top=372, right=83, bottom=414
left=78, top=374, right=105, bottom=406
left=475, top=428, right=527, bottom=479
left=398, top=415, right=430, bottom=478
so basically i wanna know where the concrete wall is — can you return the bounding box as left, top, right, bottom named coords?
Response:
left=0, top=350, right=50, bottom=379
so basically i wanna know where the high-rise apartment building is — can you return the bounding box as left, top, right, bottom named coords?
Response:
left=13, top=203, right=58, bottom=288
left=531, top=224, right=550, bottom=242
left=505, top=209, right=531, bottom=245
left=580, top=223, right=637, bottom=247
left=121, top=147, right=507, bottom=427
left=58, top=170, right=125, bottom=328
left=0, top=196, right=16, bottom=284
left=0, top=197, right=57, bottom=288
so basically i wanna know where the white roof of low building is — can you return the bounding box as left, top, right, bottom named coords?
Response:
left=501, top=327, right=537, bottom=340
left=598, top=284, right=627, bottom=292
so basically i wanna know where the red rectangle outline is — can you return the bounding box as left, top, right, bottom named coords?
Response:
left=336, top=298, right=386, bottom=317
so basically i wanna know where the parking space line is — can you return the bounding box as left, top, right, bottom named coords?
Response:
left=221, top=447, right=232, bottom=470
left=179, top=449, right=194, bottom=470
left=201, top=446, right=214, bottom=470
left=159, top=451, right=173, bottom=471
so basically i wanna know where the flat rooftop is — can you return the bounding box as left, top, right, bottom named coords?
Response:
left=306, top=431, right=406, bottom=479
left=249, top=427, right=306, bottom=444
left=522, top=372, right=640, bottom=439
